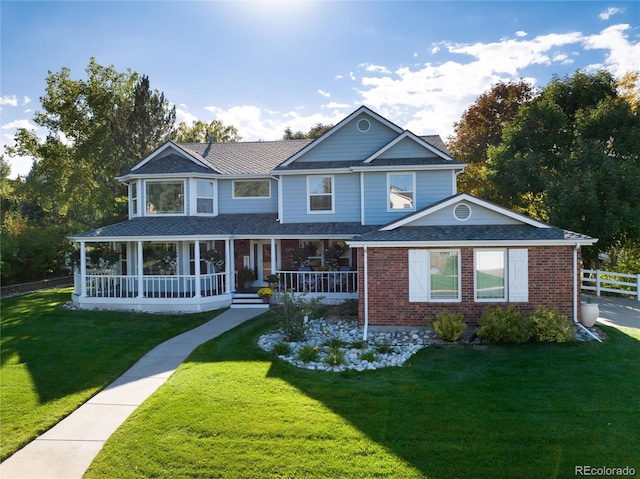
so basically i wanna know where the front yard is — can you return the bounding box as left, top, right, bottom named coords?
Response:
left=0, top=288, right=218, bottom=460
left=85, top=310, right=640, bottom=479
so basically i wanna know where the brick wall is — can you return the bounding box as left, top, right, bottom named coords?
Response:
left=357, top=245, right=577, bottom=328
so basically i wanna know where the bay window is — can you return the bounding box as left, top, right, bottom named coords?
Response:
left=146, top=180, right=184, bottom=215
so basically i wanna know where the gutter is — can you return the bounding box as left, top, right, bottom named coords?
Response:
left=574, top=244, right=602, bottom=342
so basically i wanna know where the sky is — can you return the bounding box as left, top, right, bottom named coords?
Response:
left=1, top=1, right=639, bottom=178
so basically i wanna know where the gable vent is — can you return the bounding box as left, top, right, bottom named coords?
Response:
left=357, top=119, right=370, bottom=132
left=454, top=203, right=472, bottom=221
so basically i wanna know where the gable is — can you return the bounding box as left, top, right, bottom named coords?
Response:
left=406, top=201, right=523, bottom=226
left=376, top=136, right=439, bottom=160
left=278, top=106, right=404, bottom=168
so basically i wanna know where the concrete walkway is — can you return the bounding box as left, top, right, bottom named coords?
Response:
left=589, top=294, right=640, bottom=330
left=0, top=308, right=263, bottom=479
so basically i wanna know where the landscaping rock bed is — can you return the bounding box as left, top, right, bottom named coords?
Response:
left=259, top=317, right=604, bottom=372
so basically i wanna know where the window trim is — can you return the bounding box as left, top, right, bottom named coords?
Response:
left=232, top=179, right=271, bottom=199
left=474, top=248, right=507, bottom=302
left=130, top=181, right=139, bottom=218
left=195, top=180, right=215, bottom=215
left=144, top=179, right=185, bottom=216
left=409, top=249, right=461, bottom=303
left=307, top=175, right=335, bottom=214
left=387, top=172, right=416, bottom=212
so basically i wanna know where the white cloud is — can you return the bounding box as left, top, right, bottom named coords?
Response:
left=175, top=107, right=198, bottom=125
left=362, top=64, right=392, bottom=74
left=515, top=31, right=527, bottom=37
left=413, top=52, right=418, bottom=58
left=318, top=89, right=331, bottom=98
left=582, top=24, right=640, bottom=77
left=430, top=46, right=439, bottom=54
left=321, top=102, right=350, bottom=109
left=0, top=95, right=18, bottom=107
left=22, top=96, right=31, bottom=105
left=335, top=74, right=343, bottom=80
left=599, top=7, right=622, bottom=20
left=349, top=71, right=356, bottom=80
left=1, top=119, right=37, bottom=130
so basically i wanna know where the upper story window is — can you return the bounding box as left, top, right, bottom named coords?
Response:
left=196, top=181, right=215, bottom=214
left=146, top=180, right=184, bottom=215
left=388, top=173, right=415, bottom=210
left=307, top=175, right=334, bottom=213
left=130, top=181, right=139, bottom=217
left=233, top=180, right=270, bottom=198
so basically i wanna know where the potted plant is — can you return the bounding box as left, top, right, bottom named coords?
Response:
left=238, top=267, right=255, bottom=289
left=257, top=287, right=274, bottom=303
left=290, top=247, right=311, bottom=270
left=264, top=274, right=280, bottom=290
left=580, top=297, right=599, bottom=328
left=322, top=242, right=346, bottom=270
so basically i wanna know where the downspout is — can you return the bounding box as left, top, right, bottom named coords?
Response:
left=362, top=244, right=369, bottom=341
left=574, top=244, right=602, bottom=342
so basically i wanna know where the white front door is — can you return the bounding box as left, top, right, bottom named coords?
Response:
left=252, top=240, right=276, bottom=286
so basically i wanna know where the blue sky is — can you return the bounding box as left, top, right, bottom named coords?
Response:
left=1, top=1, right=639, bottom=178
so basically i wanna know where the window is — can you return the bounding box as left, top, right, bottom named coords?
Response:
left=409, top=249, right=460, bottom=302
left=475, top=250, right=506, bottom=300
left=474, top=249, right=529, bottom=302
left=388, top=173, right=415, bottom=210
left=146, top=180, right=184, bottom=215
left=307, top=176, right=334, bottom=213
left=143, top=243, right=178, bottom=275
left=233, top=180, right=270, bottom=198
left=130, top=181, right=138, bottom=217
left=196, top=181, right=215, bottom=214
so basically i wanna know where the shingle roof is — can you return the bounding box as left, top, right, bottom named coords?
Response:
left=177, top=140, right=313, bottom=175
left=130, top=154, right=212, bottom=175
left=71, top=214, right=378, bottom=240
left=352, top=224, right=594, bottom=243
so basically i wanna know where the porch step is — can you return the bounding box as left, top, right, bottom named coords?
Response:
left=230, top=292, right=270, bottom=309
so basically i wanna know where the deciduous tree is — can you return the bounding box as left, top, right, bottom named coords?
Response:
left=174, top=119, right=241, bottom=143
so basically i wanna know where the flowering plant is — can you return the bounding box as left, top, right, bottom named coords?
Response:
left=203, top=249, right=225, bottom=272
left=257, top=287, right=274, bottom=298
left=159, top=249, right=177, bottom=274
left=87, top=246, right=121, bottom=269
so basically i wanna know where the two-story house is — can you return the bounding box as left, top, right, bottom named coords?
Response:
left=69, top=106, right=597, bottom=329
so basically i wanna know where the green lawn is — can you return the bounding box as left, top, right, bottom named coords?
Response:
left=86, top=310, right=640, bottom=479
left=0, top=288, right=219, bottom=460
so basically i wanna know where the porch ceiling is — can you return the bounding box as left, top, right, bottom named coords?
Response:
left=70, top=214, right=378, bottom=242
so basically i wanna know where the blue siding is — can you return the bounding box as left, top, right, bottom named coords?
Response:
left=218, top=179, right=278, bottom=214
left=378, top=137, right=439, bottom=159
left=363, top=171, right=454, bottom=225
left=281, top=174, right=360, bottom=223
left=296, top=113, right=398, bottom=163
left=409, top=203, right=522, bottom=226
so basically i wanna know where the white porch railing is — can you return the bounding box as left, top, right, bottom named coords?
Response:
left=81, top=273, right=226, bottom=299
left=581, top=269, right=640, bottom=301
left=277, top=270, right=358, bottom=294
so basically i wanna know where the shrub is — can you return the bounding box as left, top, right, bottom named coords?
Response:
left=277, top=292, right=324, bottom=342
left=297, top=345, right=320, bottom=363
left=326, top=347, right=346, bottom=366
left=323, top=337, right=348, bottom=348
left=359, top=350, right=377, bottom=362
left=376, top=343, right=396, bottom=355
left=477, top=305, right=533, bottom=343
left=271, top=342, right=292, bottom=356
left=350, top=340, right=367, bottom=350
left=430, top=312, right=466, bottom=342
left=529, top=307, right=574, bottom=343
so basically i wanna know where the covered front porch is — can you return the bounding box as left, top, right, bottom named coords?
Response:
left=70, top=237, right=359, bottom=313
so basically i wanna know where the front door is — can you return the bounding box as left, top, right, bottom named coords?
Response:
left=253, top=240, right=276, bottom=286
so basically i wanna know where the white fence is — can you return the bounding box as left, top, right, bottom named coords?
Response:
left=581, top=269, right=640, bottom=301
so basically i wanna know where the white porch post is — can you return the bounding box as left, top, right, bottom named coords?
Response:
left=194, top=240, right=201, bottom=298
left=227, top=239, right=233, bottom=294
left=271, top=238, right=276, bottom=278
left=80, top=241, right=87, bottom=298
left=137, top=241, right=144, bottom=298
